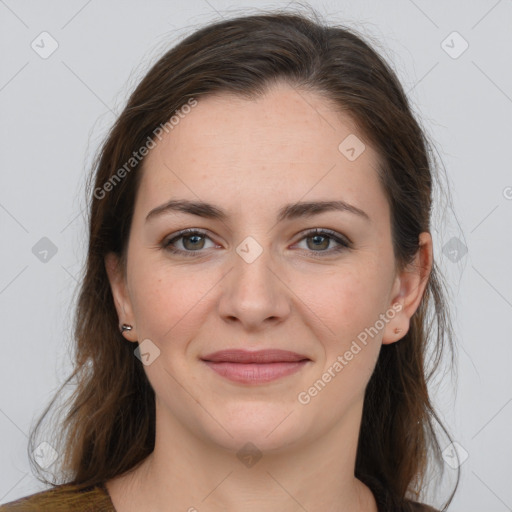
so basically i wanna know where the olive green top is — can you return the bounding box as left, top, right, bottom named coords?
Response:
left=0, top=482, right=115, bottom=511
left=0, top=478, right=440, bottom=511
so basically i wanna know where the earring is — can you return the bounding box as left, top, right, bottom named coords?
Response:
left=120, top=324, right=133, bottom=333
left=394, top=327, right=403, bottom=334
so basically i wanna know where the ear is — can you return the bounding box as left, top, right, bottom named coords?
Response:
left=105, top=252, right=138, bottom=342
left=382, top=232, right=433, bottom=344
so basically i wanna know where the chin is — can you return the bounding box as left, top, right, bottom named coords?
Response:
left=200, top=400, right=309, bottom=454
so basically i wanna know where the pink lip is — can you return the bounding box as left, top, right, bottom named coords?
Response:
left=201, top=349, right=310, bottom=384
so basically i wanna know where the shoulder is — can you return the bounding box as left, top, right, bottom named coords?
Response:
left=362, top=474, right=440, bottom=512
left=0, top=482, right=115, bottom=512
left=407, top=501, right=440, bottom=512
left=391, top=498, right=440, bottom=512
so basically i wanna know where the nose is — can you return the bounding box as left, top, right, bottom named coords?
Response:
left=217, top=241, right=291, bottom=332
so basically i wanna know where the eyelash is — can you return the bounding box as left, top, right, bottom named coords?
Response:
left=162, top=228, right=351, bottom=258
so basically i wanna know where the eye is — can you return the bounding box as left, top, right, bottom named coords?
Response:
left=293, top=228, right=351, bottom=257
left=162, top=229, right=217, bottom=257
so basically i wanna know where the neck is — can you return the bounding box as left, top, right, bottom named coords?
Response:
left=107, top=399, right=377, bottom=512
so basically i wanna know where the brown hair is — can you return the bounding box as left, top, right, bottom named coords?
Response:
left=27, top=6, right=459, bottom=510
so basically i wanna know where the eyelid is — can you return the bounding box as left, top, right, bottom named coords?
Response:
left=294, top=227, right=352, bottom=246
left=162, top=228, right=217, bottom=254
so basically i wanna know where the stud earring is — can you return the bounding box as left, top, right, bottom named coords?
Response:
left=394, top=327, right=403, bottom=334
left=120, top=324, right=133, bottom=333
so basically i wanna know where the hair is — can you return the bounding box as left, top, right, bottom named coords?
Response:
left=27, top=6, right=459, bottom=510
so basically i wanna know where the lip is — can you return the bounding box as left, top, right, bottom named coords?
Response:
left=201, top=349, right=311, bottom=384
left=202, top=349, right=310, bottom=363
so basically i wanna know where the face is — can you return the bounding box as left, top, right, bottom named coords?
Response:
left=106, top=82, right=431, bottom=453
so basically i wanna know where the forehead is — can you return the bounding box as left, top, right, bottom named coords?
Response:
left=135, top=82, right=387, bottom=223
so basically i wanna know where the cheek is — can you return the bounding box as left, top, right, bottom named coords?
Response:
left=298, top=269, right=389, bottom=414
left=300, top=260, right=392, bottom=341
left=128, top=260, right=217, bottom=344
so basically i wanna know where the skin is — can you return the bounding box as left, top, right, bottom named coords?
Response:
left=104, top=81, right=433, bottom=512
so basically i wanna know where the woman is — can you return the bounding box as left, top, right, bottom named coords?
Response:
left=1, top=7, right=459, bottom=512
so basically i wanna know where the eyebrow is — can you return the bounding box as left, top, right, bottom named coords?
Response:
left=145, top=199, right=370, bottom=224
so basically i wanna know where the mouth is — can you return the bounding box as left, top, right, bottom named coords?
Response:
left=200, top=349, right=311, bottom=384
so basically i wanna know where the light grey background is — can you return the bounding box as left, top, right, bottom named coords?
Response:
left=1, top=1, right=511, bottom=510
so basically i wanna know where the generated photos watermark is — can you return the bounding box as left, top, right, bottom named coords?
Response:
left=94, top=97, right=198, bottom=200
left=297, top=302, right=403, bottom=405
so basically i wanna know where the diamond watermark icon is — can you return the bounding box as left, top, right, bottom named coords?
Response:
left=338, top=134, right=366, bottom=161
left=442, top=441, right=469, bottom=469
left=31, top=31, right=59, bottom=59
left=32, top=237, right=58, bottom=263
left=442, top=236, right=468, bottom=263
left=236, top=442, right=262, bottom=468
left=134, top=338, right=161, bottom=366
left=33, top=441, right=58, bottom=469
left=236, top=236, right=263, bottom=264
left=441, top=31, right=469, bottom=59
